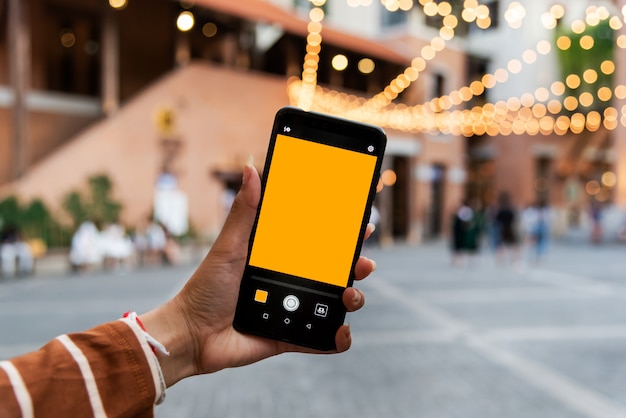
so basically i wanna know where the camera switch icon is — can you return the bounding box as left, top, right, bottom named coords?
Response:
left=314, top=303, right=328, bottom=318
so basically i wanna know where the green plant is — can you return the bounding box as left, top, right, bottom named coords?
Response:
left=62, top=174, right=123, bottom=228
left=0, top=196, right=70, bottom=247
left=0, top=196, right=21, bottom=231
left=555, top=18, right=614, bottom=114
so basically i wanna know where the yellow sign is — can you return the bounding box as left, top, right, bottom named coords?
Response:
left=153, top=107, right=176, bottom=136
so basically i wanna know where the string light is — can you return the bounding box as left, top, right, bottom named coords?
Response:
left=290, top=1, right=622, bottom=136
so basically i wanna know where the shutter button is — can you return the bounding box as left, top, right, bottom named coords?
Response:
left=283, top=295, right=300, bottom=312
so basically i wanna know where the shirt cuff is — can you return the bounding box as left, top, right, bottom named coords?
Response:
left=119, top=318, right=167, bottom=405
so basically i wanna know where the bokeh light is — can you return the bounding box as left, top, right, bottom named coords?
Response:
left=60, top=29, right=76, bottom=48
left=602, top=172, right=617, bottom=188
left=381, top=169, right=397, bottom=187
left=332, top=54, right=349, bottom=71
left=177, top=11, right=195, bottom=32
left=109, top=0, right=127, bottom=9
left=358, top=58, right=376, bottom=74
left=202, top=23, right=218, bottom=38
left=290, top=1, right=626, bottom=136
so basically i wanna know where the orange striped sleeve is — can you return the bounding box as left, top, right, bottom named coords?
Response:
left=0, top=320, right=162, bottom=418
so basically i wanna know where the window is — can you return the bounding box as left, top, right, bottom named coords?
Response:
left=485, top=0, right=499, bottom=29
left=467, top=0, right=499, bottom=33
left=381, top=8, right=409, bottom=28
left=425, top=0, right=469, bottom=36
left=434, top=73, right=445, bottom=99
left=38, top=2, right=101, bottom=95
left=466, top=55, right=489, bottom=106
left=293, top=0, right=327, bottom=14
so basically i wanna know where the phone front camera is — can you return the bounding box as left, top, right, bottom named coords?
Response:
left=367, top=145, right=375, bottom=152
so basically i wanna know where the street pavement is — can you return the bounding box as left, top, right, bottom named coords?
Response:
left=1, top=241, right=626, bottom=418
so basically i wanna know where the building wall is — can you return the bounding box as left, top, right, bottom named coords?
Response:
left=2, top=63, right=290, bottom=237
left=0, top=107, right=99, bottom=185
left=466, top=0, right=560, bottom=101
left=0, top=5, right=6, bottom=85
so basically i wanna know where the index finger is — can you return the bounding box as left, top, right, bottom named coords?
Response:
left=354, top=256, right=376, bottom=281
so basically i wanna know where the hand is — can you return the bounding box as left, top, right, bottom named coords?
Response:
left=141, top=162, right=377, bottom=386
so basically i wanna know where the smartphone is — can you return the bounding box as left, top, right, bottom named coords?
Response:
left=233, top=106, right=386, bottom=351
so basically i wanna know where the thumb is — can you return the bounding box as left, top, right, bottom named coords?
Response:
left=211, top=161, right=261, bottom=256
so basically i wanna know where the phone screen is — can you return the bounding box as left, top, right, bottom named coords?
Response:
left=249, top=134, right=377, bottom=287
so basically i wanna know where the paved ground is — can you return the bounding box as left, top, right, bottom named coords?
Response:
left=1, top=241, right=626, bottom=418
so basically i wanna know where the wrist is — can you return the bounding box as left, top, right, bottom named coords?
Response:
left=139, top=299, right=197, bottom=387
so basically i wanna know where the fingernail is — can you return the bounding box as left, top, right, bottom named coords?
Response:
left=242, top=155, right=254, bottom=185
left=368, top=223, right=376, bottom=234
left=370, top=258, right=377, bottom=272
left=352, top=290, right=361, bottom=305
left=345, top=324, right=351, bottom=340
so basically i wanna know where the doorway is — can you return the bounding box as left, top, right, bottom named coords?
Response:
left=429, top=164, right=446, bottom=238
left=391, top=156, right=410, bottom=240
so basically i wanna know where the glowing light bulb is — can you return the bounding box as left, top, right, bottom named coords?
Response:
left=556, top=36, right=571, bottom=50
left=177, top=11, right=195, bottom=32
left=332, top=54, right=349, bottom=71
left=109, top=0, right=127, bottom=9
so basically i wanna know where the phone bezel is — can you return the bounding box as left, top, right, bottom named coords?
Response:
left=234, top=106, right=387, bottom=350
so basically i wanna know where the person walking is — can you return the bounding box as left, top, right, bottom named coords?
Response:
left=494, top=192, right=520, bottom=265
left=522, top=200, right=550, bottom=263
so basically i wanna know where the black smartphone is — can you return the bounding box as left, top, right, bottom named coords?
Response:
left=233, top=106, right=387, bottom=351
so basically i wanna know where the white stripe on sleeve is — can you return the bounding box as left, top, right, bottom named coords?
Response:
left=0, top=360, right=34, bottom=418
left=56, top=334, right=108, bottom=418
left=119, top=318, right=167, bottom=405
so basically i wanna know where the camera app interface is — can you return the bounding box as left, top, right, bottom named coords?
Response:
left=249, top=133, right=377, bottom=288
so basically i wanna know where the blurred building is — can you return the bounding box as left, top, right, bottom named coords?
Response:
left=2, top=0, right=624, bottom=242
left=462, top=0, right=626, bottom=235
left=0, top=0, right=469, bottom=243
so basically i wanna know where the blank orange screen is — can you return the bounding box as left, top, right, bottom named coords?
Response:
left=249, top=134, right=377, bottom=287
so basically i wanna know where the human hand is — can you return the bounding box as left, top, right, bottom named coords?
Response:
left=141, top=162, right=377, bottom=386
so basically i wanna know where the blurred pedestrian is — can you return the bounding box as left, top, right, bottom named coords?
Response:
left=131, top=218, right=149, bottom=267
left=618, top=212, right=626, bottom=242
left=451, top=199, right=484, bottom=267
left=590, top=200, right=603, bottom=244
left=465, top=199, right=485, bottom=259
left=484, top=198, right=501, bottom=251
left=162, top=226, right=181, bottom=266
left=101, top=220, right=135, bottom=271
left=69, top=220, right=103, bottom=272
left=146, top=218, right=168, bottom=265
left=451, top=201, right=472, bottom=267
left=0, top=224, right=34, bottom=278
left=366, top=204, right=381, bottom=247
left=522, top=200, right=551, bottom=263
left=494, top=192, right=520, bottom=265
